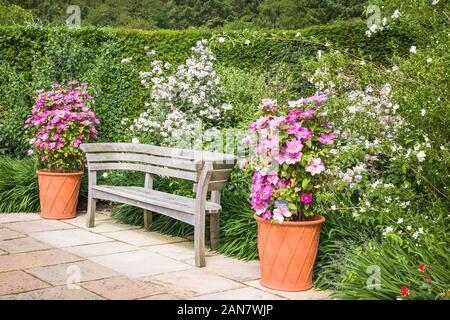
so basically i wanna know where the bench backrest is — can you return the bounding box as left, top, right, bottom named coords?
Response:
left=80, top=143, right=237, bottom=190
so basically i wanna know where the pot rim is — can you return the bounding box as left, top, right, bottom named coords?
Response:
left=37, top=170, right=83, bottom=176
left=254, top=214, right=325, bottom=226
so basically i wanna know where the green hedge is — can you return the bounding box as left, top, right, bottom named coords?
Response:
left=0, top=20, right=415, bottom=157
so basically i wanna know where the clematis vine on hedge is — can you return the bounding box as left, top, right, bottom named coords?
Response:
left=24, top=81, right=99, bottom=172
left=242, top=95, right=335, bottom=222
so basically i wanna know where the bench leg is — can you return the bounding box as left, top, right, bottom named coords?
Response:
left=86, top=197, right=96, bottom=228
left=143, top=210, right=153, bottom=229
left=194, top=225, right=206, bottom=267
left=210, top=213, right=220, bottom=250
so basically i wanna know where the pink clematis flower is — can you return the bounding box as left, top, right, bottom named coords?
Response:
left=319, top=133, right=336, bottom=145
left=305, top=158, right=325, bottom=176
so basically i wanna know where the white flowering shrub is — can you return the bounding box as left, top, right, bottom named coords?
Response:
left=302, top=0, right=449, bottom=297
left=125, top=39, right=232, bottom=146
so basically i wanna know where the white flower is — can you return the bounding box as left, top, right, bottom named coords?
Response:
left=121, top=57, right=133, bottom=64
left=417, top=150, right=426, bottom=162
left=418, top=227, right=424, bottom=234
left=295, top=32, right=301, bottom=37
left=131, top=137, right=140, bottom=144
left=432, top=0, right=440, bottom=5
left=218, top=37, right=225, bottom=43
left=392, top=65, right=399, bottom=72
left=421, top=108, right=426, bottom=116
left=360, top=60, right=365, bottom=65
left=391, top=9, right=402, bottom=19
left=331, top=205, right=337, bottom=211
left=409, top=46, right=417, bottom=54
left=397, top=218, right=403, bottom=224
left=244, top=39, right=251, bottom=45
left=406, top=225, right=412, bottom=230
left=102, top=172, right=108, bottom=178
left=146, top=50, right=156, bottom=56
left=426, top=57, right=433, bottom=63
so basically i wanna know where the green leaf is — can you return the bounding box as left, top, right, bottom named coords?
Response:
left=402, top=164, right=407, bottom=174
left=302, top=178, right=310, bottom=189
left=288, top=203, right=297, bottom=211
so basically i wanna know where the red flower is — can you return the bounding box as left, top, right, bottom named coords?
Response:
left=418, top=264, right=425, bottom=272
left=400, top=286, right=409, bottom=296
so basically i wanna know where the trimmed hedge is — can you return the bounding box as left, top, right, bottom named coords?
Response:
left=0, top=20, right=415, bottom=157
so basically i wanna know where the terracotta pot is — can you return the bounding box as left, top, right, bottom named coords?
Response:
left=255, top=214, right=325, bottom=291
left=37, top=170, right=83, bottom=220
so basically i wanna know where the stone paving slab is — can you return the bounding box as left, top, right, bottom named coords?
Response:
left=144, top=241, right=216, bottom=261
left=0, top=271, right=50, bottom=296
left=0, top=228, right=26, bottom=241
left=139, top=293, right=181, bottom=300
left=82, top=276, right=166, bottom=300
left=89, top=249, right=193, bottom=278
left=101, top=229, right=186, bottom=247
left=183, top=255, right=260, bottom=282
left=191, top=287, right=285, bottom=300
left=0, top=213, right=41, bottom=224
left=142, top=268, right=244, bottom=298
left=63, top=213, right=113, bottom=225
left=0, top=249, right=82, bottom=272
left=26, top=260, right=118, bottom=286
left=5, top=219, right=75, bottom=234
left=244, top=280, right=332, bottom=300
left=29, top=229, right=113, bottom=248
left=63, top=241, right=140, bottom=258
left=0, top=237, right=51, bottom=254
left=0, top=212, right=332, bottom=300
left=0, top=286, right=105, bottom=300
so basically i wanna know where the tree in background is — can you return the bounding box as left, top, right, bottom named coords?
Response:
left=3, top=0, right=367, bottom=29
left=0, top=1, right=36, bottom=25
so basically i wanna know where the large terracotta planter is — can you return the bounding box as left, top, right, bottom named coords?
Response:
left=255, top=214, right=325, bottom=291
left=37, top=170, right=83, bottom=220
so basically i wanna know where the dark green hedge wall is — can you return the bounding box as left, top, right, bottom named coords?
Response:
left=0, top=20, right=415, bottom=157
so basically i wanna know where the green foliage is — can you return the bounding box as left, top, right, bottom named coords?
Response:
left=331, top=239, right=450, bottom=300
left=0, top=2, right=35, bottom=25
left=4, top=0, right=367, bottom=30
left=0, top=22, right=414, bottom=156
left=0, top=157, right=40, bottom=212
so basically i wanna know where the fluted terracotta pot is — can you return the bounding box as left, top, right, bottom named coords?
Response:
left=37, top=170, right=83, bottom=220
left=255, top=214, right=325, bottom=291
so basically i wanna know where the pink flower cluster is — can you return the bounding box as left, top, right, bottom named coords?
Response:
left=24, top=81, right=99, bottom=170
left=250, top=169, right=290, bottom=220
left=245, top=94, right=335, bottom=222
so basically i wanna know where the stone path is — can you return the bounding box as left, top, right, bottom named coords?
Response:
left=0, top=212, right=332, bottom=300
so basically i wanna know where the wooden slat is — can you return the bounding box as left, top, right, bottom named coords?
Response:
left=81, top=143, right=238, bottom=163
left=93, top=188, right=195, bottom=225
left=86, top=152, right=201, bottom=171
left=88, top=162, right=198, bottom=181
left=93, top=185, right=221, bottom=213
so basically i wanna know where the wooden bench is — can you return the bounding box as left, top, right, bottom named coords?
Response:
left=80, top=143, right=237, bottom=267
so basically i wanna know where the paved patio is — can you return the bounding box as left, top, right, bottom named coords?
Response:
left=0, top=212, right=331, bottom=300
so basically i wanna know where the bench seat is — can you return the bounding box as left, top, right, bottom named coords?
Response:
left=93, top=185, right=222, bottom=217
